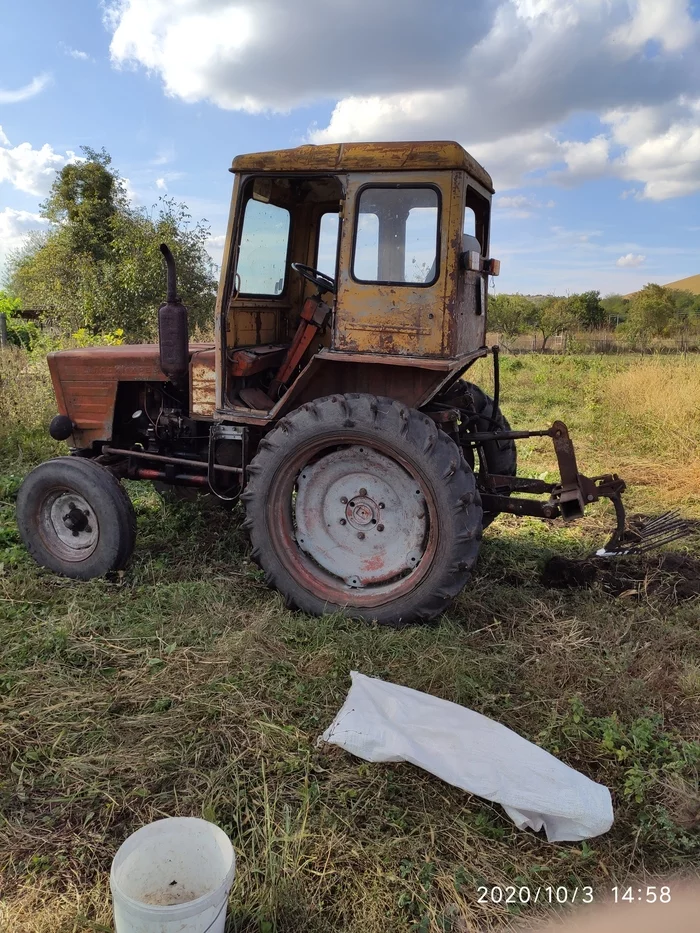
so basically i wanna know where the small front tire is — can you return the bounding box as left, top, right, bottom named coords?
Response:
left=16, top=457, right=136, bottom=579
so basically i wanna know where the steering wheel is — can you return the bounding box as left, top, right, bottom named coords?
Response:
left=291, top=262, right=336, bottom=295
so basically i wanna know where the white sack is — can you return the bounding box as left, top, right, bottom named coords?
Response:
left=320, top=671, right=613, bottom=842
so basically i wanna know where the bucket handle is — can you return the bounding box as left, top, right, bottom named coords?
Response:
left=201, top=897, right=228, bottom=933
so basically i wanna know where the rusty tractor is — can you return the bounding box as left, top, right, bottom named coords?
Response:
left=17, top=141, right=681, bottom=624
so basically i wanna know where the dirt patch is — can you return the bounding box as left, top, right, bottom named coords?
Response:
left=542, top=552, right=700, bottom=601
left=139, top=881, right=202, bottom=906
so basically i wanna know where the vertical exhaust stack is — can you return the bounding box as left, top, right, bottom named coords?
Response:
left=158, top=243, right=189, bottom=383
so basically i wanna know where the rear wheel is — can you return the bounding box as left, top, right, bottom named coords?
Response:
left=242, top=394, right=483, bottom=625
left=16, top=457, right=136, bottom=579
left=441, top=381, right=517, bottom=527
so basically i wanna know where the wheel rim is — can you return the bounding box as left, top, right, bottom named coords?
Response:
left=38, top=489, right=99, bottom=562
left=267, top=436, right=438, bottom=608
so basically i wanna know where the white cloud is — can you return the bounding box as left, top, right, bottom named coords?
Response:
left=206, top=233, right=226, bottom=270
left=0, top=126, right=9, bottom=147
left=0, top=134, right=77, bottom=197
left=616, top=253, right=646, bottom=267
left=611, top=0, right=697, bottom=54
left=0, top=73, right=52, bottom=104
left=107, top=0, right=495, bottom=112
left=495, top=194, right=554, bottom=218
left=105, top=1, right=700, bottom=199
left=60, top=42, right=94, bottom=62
left=155, top=177, right=167, bottom=190
left=0, top=207, right=49, bottom=272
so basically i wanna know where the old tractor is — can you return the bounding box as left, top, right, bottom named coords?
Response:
left=17, top=141, right=661, bottom=624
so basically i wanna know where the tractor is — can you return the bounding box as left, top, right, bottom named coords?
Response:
left=17, top=140, right=658, bottom=624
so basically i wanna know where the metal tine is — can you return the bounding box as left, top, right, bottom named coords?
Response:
left=630, top=532, right=695, bottom=555
left=635, top=510, right=680, bottom=533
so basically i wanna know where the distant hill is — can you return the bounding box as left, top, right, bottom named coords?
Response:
left=624, top=273, right=700, bottom=299
left=664, top=273, right=700, bottom=295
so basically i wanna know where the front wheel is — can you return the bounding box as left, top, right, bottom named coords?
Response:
left=242, top=394, right=483, bottom=625
left=16, top=457, right=136, bottom=579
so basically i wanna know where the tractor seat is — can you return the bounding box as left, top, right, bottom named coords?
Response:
left=228, top=343, right=288, bottom=378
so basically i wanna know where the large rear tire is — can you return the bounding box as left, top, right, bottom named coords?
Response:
left=242, top=394, right=483, bottom=626
left=16, top=457, right=136, bottom=579
left=441, top=381, right=517, bottom=527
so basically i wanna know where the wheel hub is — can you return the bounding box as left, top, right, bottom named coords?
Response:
left=345, top=494, right=379, bottom=529
left=45, top=492, right=99, bottom=558
left=294, top=446, right=428, bottom=588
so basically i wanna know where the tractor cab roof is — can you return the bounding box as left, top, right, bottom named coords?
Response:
left=230, top=140, right=494, bottom=193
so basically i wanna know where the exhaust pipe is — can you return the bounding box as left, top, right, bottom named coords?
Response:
left=158, top=243, right=189, bottom=383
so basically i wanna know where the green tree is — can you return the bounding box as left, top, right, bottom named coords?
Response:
left=533, top=297, right=578, bottom=350
left=7, top=149, right=216, bottom=340
left=621, top=283, right=677, bottom=346
left=41, top=147, right=126, bottom=261
left=488, top=293, right=534, bottom=344
left=567, top=290, right=606, bottom=329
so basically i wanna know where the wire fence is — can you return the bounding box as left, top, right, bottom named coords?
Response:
left=487, top=330, right=700, bottom=354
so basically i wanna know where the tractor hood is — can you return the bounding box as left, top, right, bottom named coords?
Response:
left=47, top=343, right=214, bottom=448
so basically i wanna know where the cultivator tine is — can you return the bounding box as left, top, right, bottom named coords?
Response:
left=599, top=510, right=697, bottom=557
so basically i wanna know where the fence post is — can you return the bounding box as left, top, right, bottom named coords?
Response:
left=0, top=312, right=8, bottom=349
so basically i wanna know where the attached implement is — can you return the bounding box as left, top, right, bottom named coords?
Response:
left=16, top=141, right=692, bottom=624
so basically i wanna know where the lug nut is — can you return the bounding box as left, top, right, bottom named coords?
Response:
left=359, top=487, right=367, bottom=497
left=340, top=496, right=348, bottom=504
left=378, top=502, right=385, bottom=509
left=339, top=518, right=346, bottom=525
left=377, top=524, right=384, bottom=532
left=357, top=532, right=365, bottom=540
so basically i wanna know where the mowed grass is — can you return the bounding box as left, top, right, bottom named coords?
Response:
left=0, top=351, right=698, bottom=933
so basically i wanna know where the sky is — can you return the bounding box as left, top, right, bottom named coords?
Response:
left=1, top=0, right=700, bottom=297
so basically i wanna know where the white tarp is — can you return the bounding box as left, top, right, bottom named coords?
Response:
left=320, top=671, right=613, bottom=842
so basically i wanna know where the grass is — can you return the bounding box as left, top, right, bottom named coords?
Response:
left=0, top=351, right=699, bottom=932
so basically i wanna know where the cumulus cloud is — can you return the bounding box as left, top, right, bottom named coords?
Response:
left=616, top=253, right=646, bottom=267
left=105, top=0, right=700, bottom=198
left=107, top=0, right=495, bottom=112
left=0, top=207, right=49, bottom=270
left=0, top=73, right=52, bottom=104
left=155, top=177, right=167, bottom=190
left=0, top=132, right=77, bottom=197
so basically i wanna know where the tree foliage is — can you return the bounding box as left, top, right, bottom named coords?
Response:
left=488, top=292, right=534, bottom=341
left=6, top=148, right=217, bottom=340
left=533, top=297, right=578, bottom=349
left=567, top=290, right=605, bottom=329
left=622, top=284, right=677, bottom=344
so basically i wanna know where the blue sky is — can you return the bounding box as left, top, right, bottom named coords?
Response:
left=1, top=0, right=699, bottom=297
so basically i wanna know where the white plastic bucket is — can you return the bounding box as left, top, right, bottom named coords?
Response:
left=110, top=817, right=235, bottom=933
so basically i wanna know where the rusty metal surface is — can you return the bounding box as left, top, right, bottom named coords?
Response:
left=103, top=446, right=242, bottom=474
left=49, top=344, right=213, bottom=446
left=231, top=141, right=494, bottom=192
left=190, top=347, right=217, bottom=418
left=295, top=446, right=428, bottom=587
left=229, top=344, right=287, bottom=377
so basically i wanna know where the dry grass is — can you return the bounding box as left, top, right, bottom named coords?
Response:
left=0, top=350, right=698, bottom=932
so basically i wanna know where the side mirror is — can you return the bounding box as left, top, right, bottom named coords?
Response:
left=460, top=250, right=481, bottom=272
left=459, top=252, right=501, bottom=276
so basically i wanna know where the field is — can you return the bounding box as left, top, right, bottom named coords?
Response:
left=0, top=351, right=699, bottom=933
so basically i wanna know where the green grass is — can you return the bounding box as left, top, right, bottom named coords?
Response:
left=0, top=352, right=698, bottom=933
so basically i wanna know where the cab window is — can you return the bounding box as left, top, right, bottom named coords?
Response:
left=317, top=212, right=340, bottom=279
left=352, top=187, right=439, bottom=285
left=236, top=198, right=290, bottom=296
